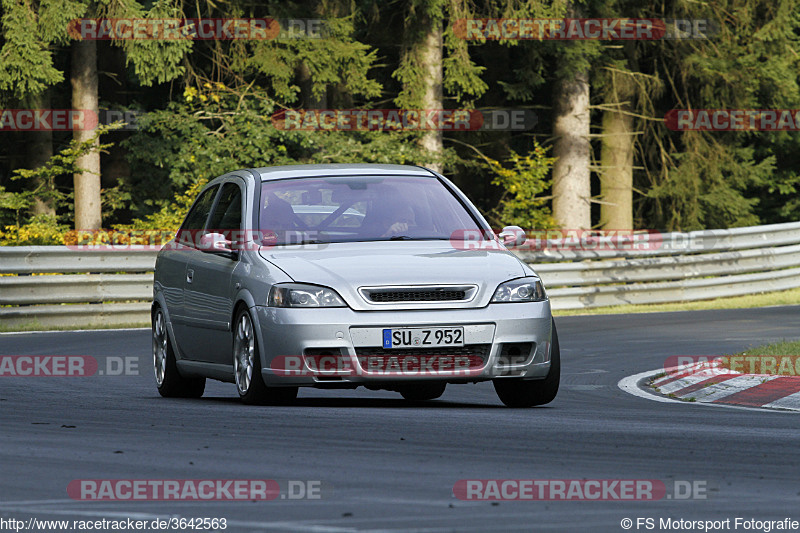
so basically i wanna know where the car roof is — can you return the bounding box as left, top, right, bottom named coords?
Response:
left=251, top=164, right=436, bottom=181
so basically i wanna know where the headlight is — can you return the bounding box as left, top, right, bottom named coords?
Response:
left=268, top=283, right=347, bottom=308
left=491, top=277, right=547, bottom=303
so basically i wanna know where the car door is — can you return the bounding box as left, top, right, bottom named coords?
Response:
left=180, top=179, right=245, bottom=364
left=169, top=183, right=220, bottom=358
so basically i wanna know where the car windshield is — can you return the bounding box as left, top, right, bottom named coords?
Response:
left=258, top=175, right=484, bottom=245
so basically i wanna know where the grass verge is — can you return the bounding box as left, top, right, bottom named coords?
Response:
left=553, top=287, right=800, bottom=317
left=715, top=340, right=800, bottom=373
left=0, top=321, right=149, bottom=333
left=732, top=340, right=800, bottom=357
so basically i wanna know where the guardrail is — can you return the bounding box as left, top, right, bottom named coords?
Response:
left=521, top=221, right=800, bottom=309
left=0, top=248, right=157, bottom=329
left=2, top=221, right=799, bottom=328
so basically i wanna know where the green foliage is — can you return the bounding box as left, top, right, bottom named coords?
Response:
left=121, top=85, right=443, bottom=227
left=0, top=184, right=31, bottom=230
left=0, top=214, right=68, bottom=245
left=487, top=0, right=581, bottom=101
left=243, top=17, right=382, bottom=104
left=648, top=138, right=775, bottom=231
left=639, top=0, right=800, bottom=229
left=485, top=143, right=556, bottom=229
left=0, top=124, right=122, bottom=232
left=102, top=0, right=193, bottom=86
left=0, top=0, right=73, bottom=97
left=3, top=0, right=800, bottom=238
left=393, top=0, right=488, bottom=108
left=38, top=0, right=87, bottom=44
left=442, top=0, right=488, bottom=105
left=119, top=179, right=207, bottom=231
left=12, top=124, right=120, bottom=182
left=0, top=0, right=191, bottom=101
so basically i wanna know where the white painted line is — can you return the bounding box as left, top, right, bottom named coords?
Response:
left=617, top=369, right=798, bottom=413
left=562, top=384, right=605, bottom=391
left=0, top=499, right=75, bottom=506
left=618, top=370, right=686, bottom=404
left=0, top=506, right=170, bottom=521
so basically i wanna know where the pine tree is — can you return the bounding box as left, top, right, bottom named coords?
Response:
left=641, top=0, right=800, bottom=230
left=0, top=0, right=193, bottom=229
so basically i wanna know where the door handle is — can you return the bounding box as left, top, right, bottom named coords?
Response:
left=186, top=269, right=194, bottom=283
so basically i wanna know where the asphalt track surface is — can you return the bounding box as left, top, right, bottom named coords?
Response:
left=1, top=306, right=799, bottom=532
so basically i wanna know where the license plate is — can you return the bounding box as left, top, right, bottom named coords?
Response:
left=382, top=327, right=464, bottom=349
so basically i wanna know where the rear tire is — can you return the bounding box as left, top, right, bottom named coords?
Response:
left=233, top=308, right=298, bottom=405
left=493, top=319, right=560, bottom=407
left=399, top=382, right=447, bottom=401
left=152, top=306, right=205, bottom=398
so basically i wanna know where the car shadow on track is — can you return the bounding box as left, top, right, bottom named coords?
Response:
left=146, top=395, right=512, bottom=409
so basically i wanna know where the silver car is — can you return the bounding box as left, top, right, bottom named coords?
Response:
left=151, top=164, right=559, bottom=407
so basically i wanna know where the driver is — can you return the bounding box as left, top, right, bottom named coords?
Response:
left=380, top=203, right=416, bottom=238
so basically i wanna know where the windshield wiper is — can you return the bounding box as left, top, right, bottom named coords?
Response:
left=388, top=236, right=453, bottom=241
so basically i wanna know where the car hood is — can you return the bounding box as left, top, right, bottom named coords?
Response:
left=258, top=240, right=532, bottom=310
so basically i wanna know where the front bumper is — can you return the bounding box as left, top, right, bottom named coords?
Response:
left=253, top=301, right=553, bottom=387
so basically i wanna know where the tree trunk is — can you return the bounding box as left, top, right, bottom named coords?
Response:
left=551, top=71, right=591, bottom=229
left=296, top=62, right=328, bottom=109
left=417, top=16, right=443, bottom=173
left=599, top=104, right=634, bottom=229
left=25, top=90, right=55, bottom=216
left=71, top=40, right=101, bottom=230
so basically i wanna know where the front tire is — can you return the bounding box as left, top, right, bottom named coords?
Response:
left=152, top=306, right=205, bottom=398
left=233, top=308, right=298, bottom=405
left=493, top=319, right=560, bottom=407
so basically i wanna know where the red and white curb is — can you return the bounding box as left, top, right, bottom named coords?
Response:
left=618, top=361, right=800, bottom=412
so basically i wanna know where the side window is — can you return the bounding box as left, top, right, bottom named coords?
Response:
left=207, top=183, right=243, bottom=232
left=181, top=185, right=219, bottom=231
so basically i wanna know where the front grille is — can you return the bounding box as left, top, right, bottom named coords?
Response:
left=361, top=285, right=477, bottom=303
left=368, top=290, right=466, bottom=302
left=355, top=344, right=490, bottom=368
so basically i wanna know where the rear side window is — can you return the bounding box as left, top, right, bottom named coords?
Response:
left=181, top=185, right=219, bottom=231
left=207, top=183, right=243, bottom=232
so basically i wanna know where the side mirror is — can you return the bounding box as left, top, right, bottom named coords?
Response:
left=198, top=232, right=238, bottom=258
left=498, top=226, right=527, bottom=247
